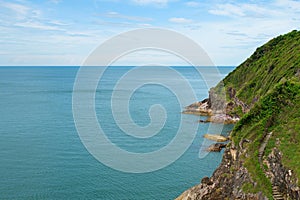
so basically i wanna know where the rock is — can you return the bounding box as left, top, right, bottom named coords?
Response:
left=204, top=134, right=228, bottom=142
left=295, top=69, right=300, bottom=77
left=228, top=87, right=236, bottom=99
left=175, top=148, right=268, bottom=200
left=267, top=148, right=300, bottom=199
left=207, top=143, right=227, bottom=152
left=208, top=88, right=227, bottom=112
left=230, top=147, right=237, bottom=161
left=201, top=177, right=213, bottom=185
left=239, top=138, right=251, bottom=150
left=182, top=100, right=213, bottom=116
left=206, top=114, right=240, bottom=124
left=183, top=98, right=241, bottom=124
left=198, top=119, right=209, bottom=123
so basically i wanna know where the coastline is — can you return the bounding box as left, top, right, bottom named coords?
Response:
left=175, top=30, right=300, bottom=200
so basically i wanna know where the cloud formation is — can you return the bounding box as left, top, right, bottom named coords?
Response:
left=131, top=0, right=169, bottom=6
left=0, top=0, right=299, bottom=66
left=185, top=1, right=200, bottom=7
left=104, top=11, right=153, bottom=22
left=169, top=17, right=193, bottom=24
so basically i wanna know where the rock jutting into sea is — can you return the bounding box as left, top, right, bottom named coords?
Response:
left=182, top=98, right=240, bottom=124
left=203, top=114, right=240, bottom=124
left=203, top=134, right=228, bottom=142
left=177, top=30, right=300, bottom=200
left=182, top=99, right=212, bottom=116
left=206, top=143, right=227, bottom=152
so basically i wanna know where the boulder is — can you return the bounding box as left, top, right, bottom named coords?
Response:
left=201, top=176, right=213, bottom=185
left=204, top=134, right=229, bottom=142
left=207, top=143, right=227, bottom=152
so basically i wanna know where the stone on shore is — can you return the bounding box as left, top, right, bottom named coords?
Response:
left=204, top=134, right=228, bottom=142
left=182, top=99, right=213, bottom=116
left=206, top=114, right=240, bottom=124
left=207, top=143, right=227, bottom=152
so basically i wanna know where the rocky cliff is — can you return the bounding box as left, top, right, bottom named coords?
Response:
left=177, top=30, right=300, bottom=199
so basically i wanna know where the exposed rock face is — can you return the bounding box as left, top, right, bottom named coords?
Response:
left=183, top=87, right=242, bottom=124
left=183, top=99, right=212, bottom=116
left=203, top=134, right=228, bottom=142
left=183, top=101, right=240, bottom=124
left=176, top=144, right=268, bottom=200
left=267, top=148, right=300, bottom=200
left=176, top=142, right=300, bottom=200
left=208, top=88, right=227, bottom=113
left=207, top=143, right=226, bottom=152
left=206, top=114, right=240, bottom=124
left=178, top=30, right=300, bottom=200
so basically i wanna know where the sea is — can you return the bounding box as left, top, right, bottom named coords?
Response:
left=0, top=66, right=235, bottom=200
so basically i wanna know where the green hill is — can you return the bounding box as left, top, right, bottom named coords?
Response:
left=223, top=30, right=300, bottom=103
left=177, top=30, right=300, bottom=199
left=219, top=30, right=300, bottom=198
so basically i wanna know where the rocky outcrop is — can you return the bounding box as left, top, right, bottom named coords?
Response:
left=258, top=132, right=273, bottom=165
left=176, top=138, right=300, bottom=200
left=176, top=143, right=268, bottom=200
left=183, top=88, right=242, bottom=124
left=266, top=148, right=300, bottom=200
left=206, top=114, right=240, bottom=124
left=203, top=134, right=228, bottom=142
left=207, top=143, right=226, bottom=152
left=178, top=30, right=300, bottom=200
left=183, top=102, right=240, bottom=124
left=183, top=99, right=212, bottom=116
left=198, top=114, right=240, bottom=124
left=208, top=88, right=227, bottom=113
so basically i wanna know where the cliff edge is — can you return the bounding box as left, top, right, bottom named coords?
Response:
left=177, top=30, right=300, bottom=199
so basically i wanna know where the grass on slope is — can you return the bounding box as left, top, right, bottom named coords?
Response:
left=222, top=30, right=300, bottom=106
left=209, top=29, right=300, bottom=198
left=231, top=79, right=300, bottom=197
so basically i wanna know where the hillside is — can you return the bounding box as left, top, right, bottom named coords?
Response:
left=177, top=30, right=300, bottom=199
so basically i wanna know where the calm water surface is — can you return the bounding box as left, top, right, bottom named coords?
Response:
left=0, top=66, right=234, bottom=199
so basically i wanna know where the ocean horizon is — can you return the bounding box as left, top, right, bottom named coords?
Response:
left=0, top=66, right=235, bottom=199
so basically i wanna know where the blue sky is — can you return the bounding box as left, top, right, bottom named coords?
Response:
left=0, top=0, right=300, bottom=66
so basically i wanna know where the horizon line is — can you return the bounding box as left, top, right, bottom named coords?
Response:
left=0, top=65, right=236, bottom=67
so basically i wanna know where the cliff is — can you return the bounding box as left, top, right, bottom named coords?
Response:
left=177, top=30, right=300, bottom=199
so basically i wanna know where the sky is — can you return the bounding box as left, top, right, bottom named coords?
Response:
left=0, top=0, right=300, bottom=66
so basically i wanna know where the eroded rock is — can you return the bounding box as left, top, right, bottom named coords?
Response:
left=203, top=134, right=228, bottom=142
left=207, top=143, right=226, bottom=152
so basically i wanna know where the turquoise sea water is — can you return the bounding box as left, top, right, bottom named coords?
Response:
left=0, top=66, right=234, bottom=200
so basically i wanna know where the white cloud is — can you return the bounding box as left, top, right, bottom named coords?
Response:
left=209, top=4, right=245, bottom=17
left=48, top=0, right=62, bottom=4
left=209, top=3, right=282, bottom=18
left=185, top=1, right=200, bottom=7
left=104, top=11, right=153, bottom=22
left=49, top=20, right=71, bottom=26
left=94, top=19, right=152, bottom=28
left=112, top=49, right=189, bottom=66
left=0, top=1, right=44, bottom=22
left=0, top=1, right=69, bottom=31
left=0, top=50, right=9, bottom=55
left=275, top=0, right=300, bottom=11
left=0, top=1, right=30, bottom=17
left=15, top=21, right=62, bottom=31
left=179, top=0, right=300, bottom=66
left=1, top=0, right=300, bottom=66
left=169, top=17, right=193, bottom=24
left=131, top=0, right=169, bottom=7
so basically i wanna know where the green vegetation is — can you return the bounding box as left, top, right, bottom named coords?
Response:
left=216, top=30, right=300, bottom=197
left=235, top=79, right=300, bottom=197
left=222, top=30, right=300, bottom=106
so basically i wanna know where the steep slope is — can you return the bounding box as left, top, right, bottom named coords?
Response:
left=177, top=30, right=300, bottom=199
left=214, top=29, right=300, bottom=117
